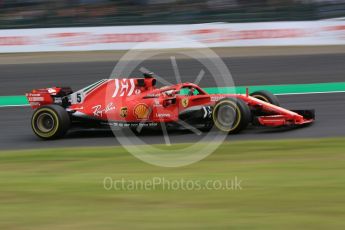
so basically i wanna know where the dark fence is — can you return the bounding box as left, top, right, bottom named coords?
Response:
left=0, top=0, right=345, bottom=29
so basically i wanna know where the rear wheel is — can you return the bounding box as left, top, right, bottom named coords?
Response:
left=31, top=105, right=70, bottom=140
left=212, top=98, right=251, bottom=134
left=250, top=90, right=280, bottom=106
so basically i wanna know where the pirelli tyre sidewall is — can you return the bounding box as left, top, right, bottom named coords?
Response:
left=212, top=98, right=251, bottom=134
left=250, top=90, right=280, bottom=106
left=31, top=105, right=70, bottom=140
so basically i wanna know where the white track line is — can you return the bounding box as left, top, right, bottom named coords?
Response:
left=275, top=91, right=345, bottom=96
left=0, top=104, right=30, bottom=108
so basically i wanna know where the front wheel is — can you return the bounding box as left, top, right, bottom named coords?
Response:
left=212, top=98, right=251, bottom=134
left=31, top=105, right=70, bottom=140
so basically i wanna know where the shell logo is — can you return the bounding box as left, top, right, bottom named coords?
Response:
left=134, top=104, right=150, bottom=119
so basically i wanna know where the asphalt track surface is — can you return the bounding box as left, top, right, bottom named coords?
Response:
left=1, top=53, right=345, bottom=150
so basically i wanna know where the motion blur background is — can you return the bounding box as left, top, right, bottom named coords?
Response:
left=1, top=1, right=345, bottom=230
left=1, top=0, right=345, bottom=29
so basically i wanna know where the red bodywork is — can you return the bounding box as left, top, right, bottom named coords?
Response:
left=26, top=78, right=314, bottom=128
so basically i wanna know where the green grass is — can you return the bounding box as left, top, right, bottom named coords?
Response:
left=1, top=138, right=345, bottom=229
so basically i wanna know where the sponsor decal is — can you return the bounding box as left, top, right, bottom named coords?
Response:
left=47, top=88, right=57, bottom=94
left=156, top=113, right=171, bottom=118
left=92, top=103, right=116, bottom=117
left=28, top=97, right=44, bottom=102
left=134, top=103, right=150, bottom=119
left=0, top=36, right=30, bottom=45
left=211, top=96, right=226, bottom=102
left=112, top=79, right=136, bottom=97
left=181, top=98, right=189, bottom=107
left=153, top=99, right=162, bottom=107
left=146, top=93, right=160, bottom=98
left=106, top=122, right=158, bottom=127
left=120, top=107, right=128, bottom=118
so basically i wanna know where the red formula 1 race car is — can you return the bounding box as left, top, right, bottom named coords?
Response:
left=26, top=73, right=315, bottom=139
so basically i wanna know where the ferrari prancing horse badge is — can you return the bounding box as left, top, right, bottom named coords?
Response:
left=181, top=98, right=189, bottom=107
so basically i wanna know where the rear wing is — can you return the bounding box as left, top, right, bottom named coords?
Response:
left=26, top=87, right=73, bottom=109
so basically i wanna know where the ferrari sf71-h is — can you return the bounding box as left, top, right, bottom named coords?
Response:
left=26, top=73, right=314, bottom=139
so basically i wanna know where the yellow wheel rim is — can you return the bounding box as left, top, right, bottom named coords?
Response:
left=213, top=100, right=241, bottom=132
left=32, top=108, right=59, bottom=138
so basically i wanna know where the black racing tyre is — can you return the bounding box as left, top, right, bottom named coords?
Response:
left=212, top=98, right=251, bottom=134
left=250, top=90, right=280, bottom=106
left=31, top=105, right=70, bottom=140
